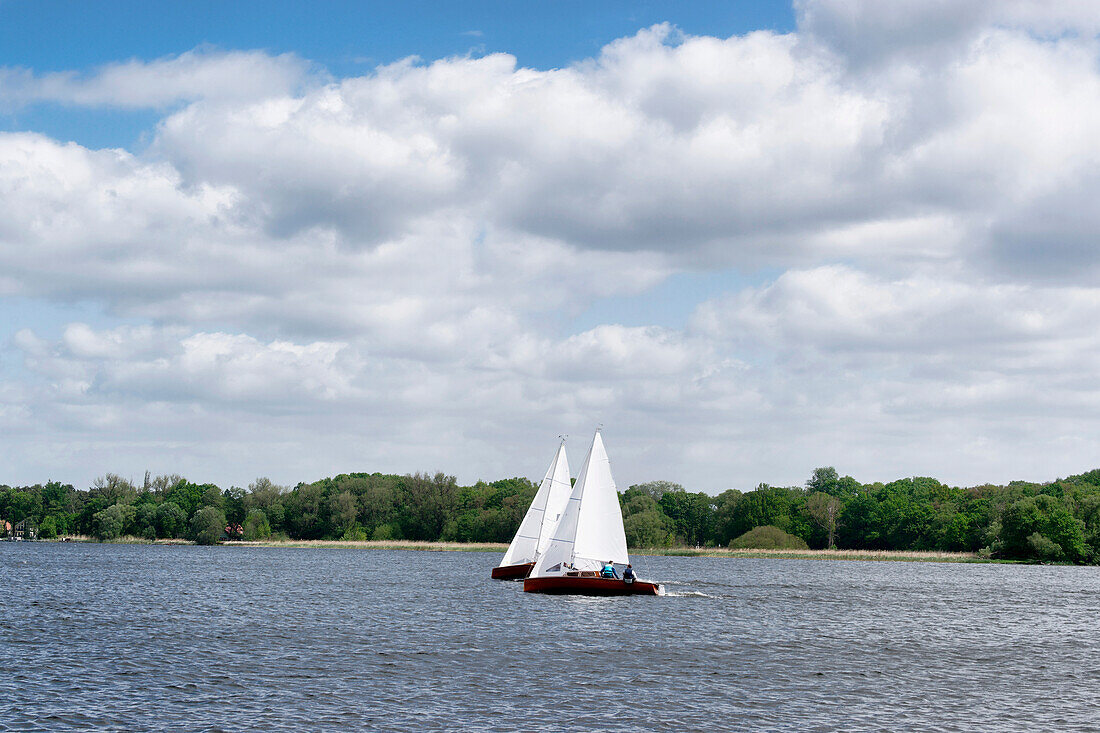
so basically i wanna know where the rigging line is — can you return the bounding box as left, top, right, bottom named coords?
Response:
left=637, top=544, right=652, bottom=581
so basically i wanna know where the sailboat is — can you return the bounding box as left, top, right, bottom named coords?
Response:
left=491, top=438, right=573, bottom=579
left=524, top=430, right=662, bottom=596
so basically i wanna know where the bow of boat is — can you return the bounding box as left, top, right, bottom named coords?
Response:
left=491, top=562, right=535, bottom=580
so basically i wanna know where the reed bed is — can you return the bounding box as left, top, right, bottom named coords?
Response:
left=635, top=547, right=980, bottom=562
left=231, top=540, right=979, bottom=562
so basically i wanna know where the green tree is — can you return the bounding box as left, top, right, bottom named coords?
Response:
left=628, top=481, right=685, bottom=501
left=999, top=495, right=1086, bottom=562
left=713, top=489, right=744, bottom=545
left=41, top=481, right=77, bottom=516
left=355, top=476, right=397, bottom=537
left=165, top=480, right=205, bottom=517
left=1078, top=494, right=1100, bottom=561
left=619, top=492, right=652, bottom=516
left=624, top=510, right=670, bottom=547
left=658, top=491, right=715, bottom=545
left=134, top=503, right=158, bottom=539
left=3, top=490, right=38, bottom=523
left=154, top=502, right=187, bottom=539
left=837, top=492, right=883, bottom=549
left=243, top=509, right=271, bottom=540
left=200, top=484, right=224, bottom=511
left=934, top=511, right=972, bottom=551
left=191, top=506, right=227, bottom=545
left=807, top=467, right=840, bottom=495
left=148, top=474, right=185, bottom=496
left=93, top=503, right=134, bottom=541
left=90, top=474, right=138, bottom=506
left=223, top=486, right=247, bottom=526
left=245, top=477, right=287, bottom=532
left=286, top=482, right=324, bottom=538
left=38, top=515, right=58, bottom=539
left=328, top=490, right=359, bottom=537
left=1027, top=532, right=1064, bottom=561
left=806, top=492, right=841, bottom=549
left=724, top=484, right=795, bottom=540
left=396, top=472, right=458, bottom=540
left=806, top=467, right=861, bottom=499
left=729, top=525, right=809, bottom=550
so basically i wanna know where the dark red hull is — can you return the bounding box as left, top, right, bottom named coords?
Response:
left=491, top=562, right=535, bottom=580
left=523, top=575, right=661, bottom=596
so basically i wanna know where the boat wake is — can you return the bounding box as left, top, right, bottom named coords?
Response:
left=662, top=590, right=716, bottom=598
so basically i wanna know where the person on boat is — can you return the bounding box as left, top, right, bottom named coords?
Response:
left=601, top=560, right=618, bottom=579
left=622, top=564, right=635, bottom=583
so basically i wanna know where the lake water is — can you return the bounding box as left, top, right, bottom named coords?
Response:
left=2, top=544, right=1099, bottom=731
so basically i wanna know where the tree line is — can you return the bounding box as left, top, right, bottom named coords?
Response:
left=3, top=465, right=1100, bottom=563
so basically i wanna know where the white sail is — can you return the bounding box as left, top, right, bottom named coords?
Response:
left=536, top=444, right=573, bottom=556
left=499, top=440, right=572, bottom=567
left=530, top=430, right=629, bottom=576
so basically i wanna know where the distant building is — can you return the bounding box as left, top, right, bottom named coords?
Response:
left=13, top=518, right=37, bottom=540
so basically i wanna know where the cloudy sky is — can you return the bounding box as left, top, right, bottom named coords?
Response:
left=2, top=0, right=1099, bottom=492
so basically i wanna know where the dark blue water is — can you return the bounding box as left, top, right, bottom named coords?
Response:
left=3, top=544, right=1099, bottom=731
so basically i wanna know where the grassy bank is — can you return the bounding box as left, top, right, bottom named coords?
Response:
left=31, top=537, right=984, bottom=561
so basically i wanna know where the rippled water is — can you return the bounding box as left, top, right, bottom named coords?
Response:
left=3, top=544, right=1100, bottom=731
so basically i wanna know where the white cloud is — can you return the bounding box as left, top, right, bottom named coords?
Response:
left=0, top=48, right=315, bottom=109
left=796, top=0, right=1100, bottom=70
left=694, top=265, right=1100, bottom=365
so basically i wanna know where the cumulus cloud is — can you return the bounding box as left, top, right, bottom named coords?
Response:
left=4, top=1, right=1100, bottom=489
left=134, top=15, right=1100, bottom=280
left=683, top=264, right=1100, bottom=484
left=694, top=265, right=1100, bottom=365
left=6, top=321, right=727, bottom=487
left=797, top=0, right=1100, bottom=70
left=6, top=11, right=1100, bottom=294
left=0, top=48, right=315, bottom=109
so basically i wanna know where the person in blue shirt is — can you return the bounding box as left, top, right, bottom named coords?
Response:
left=622, top=564, right=635, bottom=583
left=601, top=560, right=618, bottom=579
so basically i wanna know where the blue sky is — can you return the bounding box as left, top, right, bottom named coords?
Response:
left=3, top=0, right=1100, bottom=491
left=1, top=0, right=794, bottom=149
left=2, top=1, right=795, bottom=70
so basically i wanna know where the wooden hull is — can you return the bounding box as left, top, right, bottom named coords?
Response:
left=523, top=575, right=661, bottom=596
left=491, top=562, right=535, bottom=580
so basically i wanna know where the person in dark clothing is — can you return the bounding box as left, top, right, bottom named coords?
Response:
left=601, top=560, right=618, bottom=579
left=622, top=564, right=635, bottom=583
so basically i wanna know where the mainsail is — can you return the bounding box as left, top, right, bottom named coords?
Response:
left=530, top=430, right=629, bottom=576
left=498, top=439, right=572, bottom=567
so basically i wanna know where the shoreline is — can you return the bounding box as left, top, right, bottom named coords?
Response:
left=218, top=539, right=985, bottom=562
left=25, top=537, right=986, bottom=562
